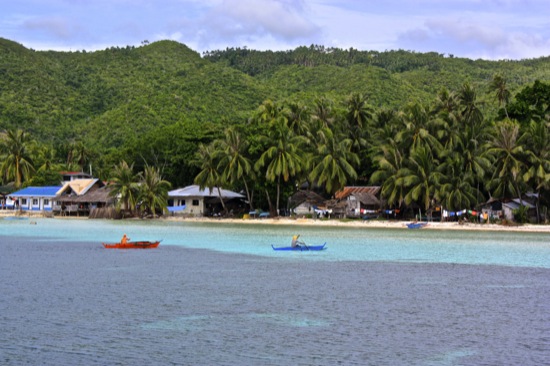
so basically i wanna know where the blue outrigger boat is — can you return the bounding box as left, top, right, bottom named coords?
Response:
left=407, top=222, right=428, bottom=229
left=271, top=243, right=327, bottom=251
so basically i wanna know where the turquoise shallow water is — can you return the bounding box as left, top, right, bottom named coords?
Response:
left=1, top=217, right=549, bottom=268
left=1, top=217, right=549, bottom=365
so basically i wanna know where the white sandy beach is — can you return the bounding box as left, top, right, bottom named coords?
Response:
left=163, top=216, right=550, bottom=233
left=2, top=210, right=549, bottom=233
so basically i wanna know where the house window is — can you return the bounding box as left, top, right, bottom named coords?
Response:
left=192, top=199, right=199, bottom=206
left=180, top=199, right=186, bottom=206
left=32, top=199, right=39, bottom=205
left=44, top=199, right=50, bottom=206
left=21, top=199, right=27, bottom=205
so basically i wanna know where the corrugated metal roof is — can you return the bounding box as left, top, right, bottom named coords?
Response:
left=168, top=185, right=244, bottom=198
left=11, top=186, right=62, bottom=197
left=334, top=186, right=380, bottom=200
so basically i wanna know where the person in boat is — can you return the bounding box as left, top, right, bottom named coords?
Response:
left=291, top=234, right=304, bottom=248
left=121, top=234, right=130, bottom=244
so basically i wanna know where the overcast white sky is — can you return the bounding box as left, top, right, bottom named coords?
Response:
left=2, top=0, right=549, bottom=60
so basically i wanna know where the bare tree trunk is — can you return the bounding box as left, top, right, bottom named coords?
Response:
left=264, top=189, right=273, bottom=214
left=217, top=187, right=227, bottom=213
left=242, top=178, right=253, bottom=210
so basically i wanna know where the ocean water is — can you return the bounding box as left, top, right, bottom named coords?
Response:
left=1, top=218, right=549, bottom=365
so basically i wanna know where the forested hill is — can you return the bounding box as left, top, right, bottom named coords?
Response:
left=1, top=37, right=550, bottom=186
left=204, top=45, right=550, bottom=105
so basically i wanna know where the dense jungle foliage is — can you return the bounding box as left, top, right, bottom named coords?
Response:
left=1, top=38, right=549, bottom=220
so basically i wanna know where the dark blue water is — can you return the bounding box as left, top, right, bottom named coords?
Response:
left=1, top=230, right=549, bottom=365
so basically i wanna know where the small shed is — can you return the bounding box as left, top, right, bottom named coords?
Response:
left=288, top=190, right=327, bottom=216
left=334, top=186, right=382, bottom=217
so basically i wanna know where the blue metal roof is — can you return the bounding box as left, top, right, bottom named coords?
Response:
left=10, top=186, right=62, bottom=197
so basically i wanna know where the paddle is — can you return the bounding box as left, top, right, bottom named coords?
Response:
left=300, top=240, right=309, bottom=251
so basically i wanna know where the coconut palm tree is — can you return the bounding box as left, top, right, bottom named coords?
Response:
left=345, top=92, right=372, bottom=152
left=108, top=160, right=140, bottom=215
left=489, top=74, right=511, bottom=118
left=397, top=102, right=440, bottom=152
left=521, top=119, right=550, bottom=222
left=458, top=82, right=484, bottom=128
left=486, top=119, right=526, bottom=202
left=438, top=153, right=479, bottom=212
left=255, top=118, right=305, bottom=215
left=194, top=142, right=228, bottom=213
left=370, top=142, right=406, bottom=208
left=217, top=127, right=255, bottom=210
left=285, top=101, right=311, bottom=137
left=309, top=128, right=359, bottom=194
left=312, top=96, right=337, bottom=131
left=0, top=129, right=35, bottom=188
left=137, top=165, right=171, bottom=217
left=402, top=145, right=443, bottom=211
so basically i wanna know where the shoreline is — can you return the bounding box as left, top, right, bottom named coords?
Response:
left=162, top=216, right=550, bottom=233
left=2, top=210, right=549, bottom=233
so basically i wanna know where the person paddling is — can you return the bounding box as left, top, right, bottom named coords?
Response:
left=121, top=234, right=130, bottom=244
left=291, top=234, right=304, bottom=248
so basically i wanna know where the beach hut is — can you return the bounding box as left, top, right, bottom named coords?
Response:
left=54, top=178, right=107, bottom=216
left=288, top=190, right=327, bottom=217
left=168, top=185, right=245, bottom=217
left=333, top=186, right=382, bottom=218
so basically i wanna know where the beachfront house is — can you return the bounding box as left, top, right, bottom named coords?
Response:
left=8, top=186, right=63, bottom=212
left=54, top=178, right=109, bottom=216
left=168, top=185, right=245, bottom=217
left=333, top=186, right=382, bottom=218
left=481, top=196, right=538, bottom=223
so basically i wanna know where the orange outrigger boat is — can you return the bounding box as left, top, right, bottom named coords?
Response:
left=102, top=240, right=161, bottom=249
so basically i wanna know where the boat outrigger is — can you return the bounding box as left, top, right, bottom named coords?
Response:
left=271, top=243, right=327, bottom=251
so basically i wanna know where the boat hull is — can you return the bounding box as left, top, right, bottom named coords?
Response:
left=271, top=243, right=327, bottom=251
left=102, top=241, right=160, bottom=249
left=407, top=223, right=428, bottom=229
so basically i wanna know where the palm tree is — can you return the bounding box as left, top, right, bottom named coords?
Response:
left=345, top=92, right=372, bottom=152
left=370, top=142, right=406, bottom=208
left=312, top=96, right=337, bottom=130
left=458, top=82, right=484, bottom=128
left=194, top=142, right=228, bottom=213
left=402, top=145, right=443, bottom=211
left=309, top=128, right=359, bottom=194
left=486, top=119, right=526, bottom=203
left=490, top=74, right=511, bottom=118
left=72, top=141, right=93, bottom=173
left=285, top=101, right=311, bottom=136
left=397, top=102, right=440, bottom=152
left=521, top=119, right=550, bottom=222
left=438, top=153, right=479, bottom=212
left=217, top=127, right=255, bottom=210
left=255, top=118, right=305, bottom=215
left=108, top=160, right=140, bottom=215
left=138, top=165, right=171, bottom=217
left=0, top=129, right=35, bottom=188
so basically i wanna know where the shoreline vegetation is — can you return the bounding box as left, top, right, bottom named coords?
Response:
left=2, top=210, right=549, bottom=233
